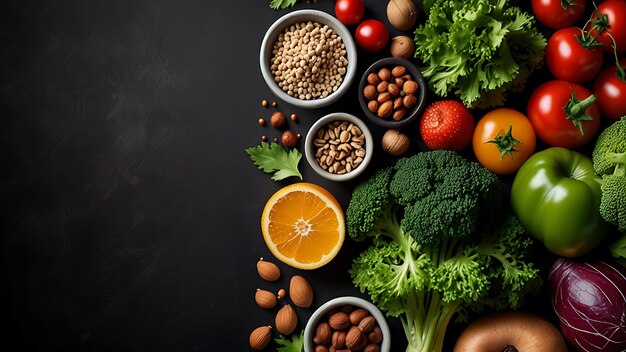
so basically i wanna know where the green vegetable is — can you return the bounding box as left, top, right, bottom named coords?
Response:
left=592, top=116, right=626, bottom=233
left=511, top=147, right=609, bottom=257
left=269, top=0, right=297, bottom=10
left=413, top=0, right=546, bottom=108
left=347, top=150, right=541, bottom=352
left=275, top=330, right=304, bottom=352
left=245, top=142, right=303, bottom=181
left=609, top=234, right=626, bottom=260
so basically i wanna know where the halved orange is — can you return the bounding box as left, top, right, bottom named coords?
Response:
left=261, top=183, right=345, bottom=270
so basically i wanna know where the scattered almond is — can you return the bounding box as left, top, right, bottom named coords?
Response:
left=257, top=258, right=281, bottom=282
left=275, top=304, right=298, bottom=335
left=249, top=326, right=272, bottom=351
left=255, top=289, right=277, bottom=309
left=289, top=275, right=314, bottom=308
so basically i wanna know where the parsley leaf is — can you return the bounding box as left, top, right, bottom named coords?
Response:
left=269, top=0, right=297, bottom=10
left=275, top=331, right=304, bottom=352
left=245, top=142, right=303, bottom=181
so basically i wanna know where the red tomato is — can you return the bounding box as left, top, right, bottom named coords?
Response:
left=335, top=0, right=365, bottom=26
left=355, top=20, right=389, bottom=52
left=593, top=59, right=626, bottom=121
left=587, top=0, right=626, bottom=53
left=531, top=0, right=586, bottom=29
left=546, top=27, right=604, bottom=84
left=473, top=108, right=536, bottom=175
left=528, top=80, right=601, bottom=148
left=420, top=100, right=475, bottom=151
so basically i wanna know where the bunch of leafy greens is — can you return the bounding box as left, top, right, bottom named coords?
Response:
left=414, top=0, right=546, bottom=108
left=245, top=142, right=302, bottom=181
left=348, top=151, right=541, bottom=352
left=275, top=331, right=304, bottom=352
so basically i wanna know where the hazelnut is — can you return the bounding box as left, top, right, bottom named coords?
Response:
left=382, top=129, right=410, bottom=156
left=378, top=67, right=392, bottom=81
left=271, top=111, right=287, bottom=128
left=388, top=83, right=400, bottom=97
left=271, top=101, right=278, bottom=107
left=368, top=100, right=380, bottom=113
left=261, top=135, right=268, bottom=142
left=367, top=72, right=381, bottom=85
left=377, top=81, right=389, bottom=93
left=258, top=118, right=266, bottom=126
left=393, top=96, right=404, bottom=109
left=390, top=35, right=415, bottom=59
left=395, top=77, right=405, bottom=86
left=261, top=99, right=269, bottom=107
left=290, top=113, right=298, bottom=122
left=363, top=85, right=378, bottom=100
left=281, top=130, right=297, bottom=147
left=403, top=94, right=418, bottom=108
left=403, top=80, right=419, bottom=95
left=393, top=108, right=407, bottom=121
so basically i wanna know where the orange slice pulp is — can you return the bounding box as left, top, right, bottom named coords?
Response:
left=261, top=183, right=345, bottom=270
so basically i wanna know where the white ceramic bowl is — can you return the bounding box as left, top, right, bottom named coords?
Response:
left=304, top=112, right=373, bottom=182
left=259, top=10, right=357, bottom=109
left=303, top=296, right=391, bottom=352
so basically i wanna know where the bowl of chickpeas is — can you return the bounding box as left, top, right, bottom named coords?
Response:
left=259, top=9, right=358, bottom=109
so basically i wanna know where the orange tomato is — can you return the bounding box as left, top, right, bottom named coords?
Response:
left=472, top=108, right=536, bottom=175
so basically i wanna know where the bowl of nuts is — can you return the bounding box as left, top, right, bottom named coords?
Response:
left=260, top=10, right=358, bottom=109
left=358, top=57, right=427, bottom=128
left=304, top=112, right=373, bottom=182
left=303, top=296, right=391, bottom=352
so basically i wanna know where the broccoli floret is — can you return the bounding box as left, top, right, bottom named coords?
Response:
left=390, top=151, right=502, bottom=245
left=592, top=117, right=626, bottom=232
left=348, top=151, right=541, bottom=352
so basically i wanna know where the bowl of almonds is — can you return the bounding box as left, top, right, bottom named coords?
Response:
left=304, top=112, right=373, bottom=182
left=358, top=57, right=427, bottom=128
left=259, top=10, right=357, bottom=109
left=303, top=296, right=391, bottom=352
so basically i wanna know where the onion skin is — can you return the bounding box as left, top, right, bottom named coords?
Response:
left=453, top=311, right=567, bottom=352
left=549, top=259, right=626, bottom=352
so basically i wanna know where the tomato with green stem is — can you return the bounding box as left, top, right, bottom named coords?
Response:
left=586, top=0, right=626, bottom=53
left=546, top=27, right=604, bottom=84
left=531, top=0, right=586, bottom=29
left=472, top=108, right=536, bottom=175
left=593, top=58, right=626, bottom=121
left=528, top=80, right=601, bottom=148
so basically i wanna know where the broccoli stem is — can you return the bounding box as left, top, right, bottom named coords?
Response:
left=606, top=152, right=626, bottom=176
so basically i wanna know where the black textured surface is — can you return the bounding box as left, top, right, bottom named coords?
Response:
left=2, top=0, right=603, bottom=351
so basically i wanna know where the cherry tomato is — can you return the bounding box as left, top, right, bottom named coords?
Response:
left=472, top=108, right=536, bottom=175
left=335, top=0, right=365, bottom=26
left=593, top=58, right=626, bottom=121
left=587, top=0, right=626, bottom=53
left=546, top=27, right=604, bottom=84
left=355, top=19, right=389, bottom=52
left=528, top=80, right=601, bottom=148
left=531, top=0, right=586, bottom=29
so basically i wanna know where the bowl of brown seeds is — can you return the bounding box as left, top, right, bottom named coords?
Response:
left=304, top=112, right=373, bottom=182
left=259, top=10, right=358, bottom=109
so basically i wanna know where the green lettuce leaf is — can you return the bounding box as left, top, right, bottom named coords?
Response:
left=245, top=142, right=303, bottom=181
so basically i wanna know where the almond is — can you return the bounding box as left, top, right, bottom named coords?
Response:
left=392, top=65, right=407, bottom=78
left=289, top=275, right=314, bottom=308
left=249, top=326, right=272, bottom=350
left=364, top=343, right=381, bottom=352
left=257, top=258, right=280, bottom=282
left=313, top=322, right=332, bottom=345
left=377, top=100, right=394, bottom=119
left=332, top=330, right=347, bottom=348
left=358, top=316, right=376, bottom=333
left=328, top=311, right=351, bottom=330
left=368, top=326, right=383, bottom=344
left=345, top=326, right=367, bottom=350
left=315, top=346, right=329, bottom=352
left=275, top=304, right=298, bottom=335
left=349, top=308, right=369, bottom=325
left=255, top=289, right=277, bottom=309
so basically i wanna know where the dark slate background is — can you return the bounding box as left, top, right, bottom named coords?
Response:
left=2, top=0, right=608, bottom=351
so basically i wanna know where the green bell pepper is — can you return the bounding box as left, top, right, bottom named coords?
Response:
left=511, top=147, right=609, bottom=257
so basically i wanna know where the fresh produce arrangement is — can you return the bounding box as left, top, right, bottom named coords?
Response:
left=248, top=0, right=626, bottom=351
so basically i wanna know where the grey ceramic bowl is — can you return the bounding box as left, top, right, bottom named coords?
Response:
left=358, top=57, right=427, bottom=128
left=303, top=296, right=391, bottom=352
left=259, top=10, right=357, bottom=109
left=304, top=112, right=373, bottom=182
